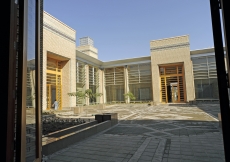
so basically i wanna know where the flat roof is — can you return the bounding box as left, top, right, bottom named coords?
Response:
left=190, top=47, right=215, bottom=55
left=76, top=47, right=226, bottom=67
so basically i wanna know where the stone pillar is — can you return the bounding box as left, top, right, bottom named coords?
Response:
left=102, top=69, right=106, bottom=103
left=98, top=69, right=104, bottom=104
left=84, top=64, right=89, bottom=105
left=124, top=65, right=130, bottom=103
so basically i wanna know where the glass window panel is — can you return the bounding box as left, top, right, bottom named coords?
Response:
left=209, top=78, right=219, bottom=99
left=207, top=56, right=216, bottom=63
left=192, top=57, right=207, bottom=64
left=194, top=79, right=219, bottom=99
left=26, top=0, right=36, bottom=161
left=194, top=79, right=202, bottom=99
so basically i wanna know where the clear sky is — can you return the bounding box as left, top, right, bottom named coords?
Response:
left=44, top=0, right=215, bottom=61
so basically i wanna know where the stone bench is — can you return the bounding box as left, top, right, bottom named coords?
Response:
left=95, top=113, right=118, bottom=126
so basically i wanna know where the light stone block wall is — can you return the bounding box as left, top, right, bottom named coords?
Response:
left=150, top=35, right=195, bottom=103
left=43, top=12, right=75, bottom=41
left=43, top=12, right=76, bottom=110
left=98, top=69, right=104, bottom=103
left=76, top=45, right=98, bottom=59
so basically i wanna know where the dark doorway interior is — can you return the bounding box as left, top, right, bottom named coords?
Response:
left=167, top=85, right=172, bottom=102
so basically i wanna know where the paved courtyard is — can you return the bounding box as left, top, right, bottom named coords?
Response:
left=43, top=103, right=225, bottom=162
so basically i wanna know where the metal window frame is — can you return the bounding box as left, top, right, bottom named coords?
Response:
left=16, top=0, right=41, bottom=161
left=210, top=0, right=230, bottom=161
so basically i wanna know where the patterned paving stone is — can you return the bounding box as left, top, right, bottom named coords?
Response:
left=43, top=103, right=225, bottom=162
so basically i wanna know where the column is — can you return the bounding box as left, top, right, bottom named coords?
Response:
left=124, top=65, right=130, bottom=103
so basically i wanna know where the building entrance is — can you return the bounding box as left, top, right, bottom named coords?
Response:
left=46, top=58, right=62, bottom=109
left=160, top=64, right=186, bottom=103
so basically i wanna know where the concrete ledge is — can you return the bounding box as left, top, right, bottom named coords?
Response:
left=103, top=113, right=118, bottom=126
left=189, top=100, right=219, bottom=104
left=96, top=121, right=111, bottom=133
left=45, top=120, right=98, bottom=138
left=130, top=101, right=153, bottom=104
left=42, top=120, right=112, bottom=156
left=218, top=113, right=222, bottom=128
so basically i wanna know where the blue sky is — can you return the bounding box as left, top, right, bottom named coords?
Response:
left=44, top=0, right=214, bottom=61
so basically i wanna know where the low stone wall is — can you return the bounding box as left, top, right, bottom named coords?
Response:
left=84, top=104, right=105, bottom=109
left=26, top=108, right=35, bottom=115
left=45, top=120, right=98, bottom=138
left=50, top=104, right=106, bottom=114
left=189, top=100, right=219, bottom=104
left=42, top=120, right=113, bottom=156
left=72, top=104, right=105, bottom=114
left=73, top=106, right=83, bottom=114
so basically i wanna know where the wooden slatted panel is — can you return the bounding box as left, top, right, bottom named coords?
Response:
left=46, top=85, right=51, bottom=109
left=46, top=58, right=62, bottom=109
left=159, top=64, right=185, bottom=103
left=178, top=66, right=183, bottom=74
left=161, top=77, right=166, bottom=102
left=56, top=75, right=62, bottom=109
left=165, top=66, right=177, bottom=75
left=47, top=59, right=56, bottom=71
left=166, top=76, right=178, bottom=103
left=46, top=73, right=56, bottom=85
left=159, top=67, right=164, bottom=75
left=179, top=76, right=184, bottom=101
left=166, top=77, right=178, bottom=86
left=57, top=62, right=62, bottom=72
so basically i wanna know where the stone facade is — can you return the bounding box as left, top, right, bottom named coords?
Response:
left=43, top=12, right=76, bottom=110
left=150, top=35, right=195, bottom=103
left=42, top=12, right=218, bottom=108
left=76, top=45, right=98, bottom=59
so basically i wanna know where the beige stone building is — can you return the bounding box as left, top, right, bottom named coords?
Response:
left=150, top=35, right=194, bottom=103
left=29, top=12, right=221, bottom=111
left=42, top=11, right=76, bottom=110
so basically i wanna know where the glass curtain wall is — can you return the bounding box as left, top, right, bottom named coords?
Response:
left=76, top=60, right=86, bottom=105
left=105, top=67, right=125, bottom=103
left=192, top=55, right=219, bottom=99
left=128, top=63, right=152, bottom=102
left=89, top=66, right=99, bottom=104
